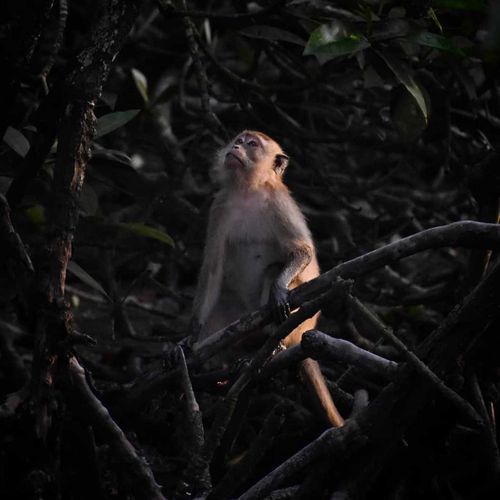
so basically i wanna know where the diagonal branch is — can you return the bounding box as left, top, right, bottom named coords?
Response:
left=236, top=258, right=500, bottom=499
left=346, top=294, right=482, bottom=427
left=65, top=358, right=165, bottom=500
left=193, top=221, right=500, bottom=364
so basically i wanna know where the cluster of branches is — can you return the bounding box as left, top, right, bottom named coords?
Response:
left=1, top=0, right=500, bottom=499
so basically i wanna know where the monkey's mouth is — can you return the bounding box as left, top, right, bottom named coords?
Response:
left=226, top=152, right=245, bottom=167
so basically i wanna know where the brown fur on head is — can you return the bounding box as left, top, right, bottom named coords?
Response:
left=213, top=130, right=289, bottom=187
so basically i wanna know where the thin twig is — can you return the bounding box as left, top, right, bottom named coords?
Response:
left=38, top=0, right=68, bottom=94
left=176, top=0, right=226, bottom=135
left=346, top=294, right=482, bottom=428
left=157, top=0, right=286, bottom=23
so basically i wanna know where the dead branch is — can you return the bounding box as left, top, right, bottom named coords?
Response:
left=258, top=344, right=305, bottom=379
left=202, top=281, right=350, bottom=466
left=120, top=222, right=500, bottom=423
left=193, top=221, right=500, bottom=364
left=347, top=294, right=482, bottom=427
left=236, top=257, right=500, bottom=499
left=175, top=347, right=211, bottom=498
left=208, top=406, right=286, bottom=500
left=65, top=357, right=165, bottom=499
left=237, top=419, right=367, bottom=500
left=302, top=329, right=399, bottom=380
left=0, top=194, right=34, bottom=273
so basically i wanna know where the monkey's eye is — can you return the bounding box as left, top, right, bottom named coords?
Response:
left=248, top=140, right=258, bottom=147
left=235, top=138, right=243, bottom=145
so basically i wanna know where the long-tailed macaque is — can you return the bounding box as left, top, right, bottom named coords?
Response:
left=192, top=130, right=344, bottom=427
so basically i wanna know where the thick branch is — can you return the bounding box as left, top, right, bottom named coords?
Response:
left=120, top=223, right=500, bottom=421
left=302, top=329, right=399, bottom=381
left=202, top=281, right=349, bottom=466
left=193, top=221, right=500, bottom=363
left=237, top=419, right=367, bottom=500
left=29, top=0, right=140, bottom=439
left=175, top=348, right=211, bottom=498
left=236, top=257, right=500, bottom=499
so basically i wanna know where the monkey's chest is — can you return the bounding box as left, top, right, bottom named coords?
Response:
left=224, top=203, right=279, bottom=268
left=223, top=241, right=282, bottom=308
left=225, top=197, right=274, bottom=241
left=222, top=202, right=282, bottom=306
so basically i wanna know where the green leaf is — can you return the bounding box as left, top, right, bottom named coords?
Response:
left=432, top=0, right=484, bottom=10
left=95, top=110, right=140, bottom=138
left=304, top=21, right=370, bottom=63
left=92, top=147, right=133, bottom=166
left=427, top=7, right=443, bottom=34
left=131, top=68, right=149, bottom=103
left=391, top=86, right=428, bottom=142
left=408, top=31, right=466, bottom=56
left=67, top=261, right=111, bottom=301
left=25, top=204, right=46, bottom=225
left=118, top=222, right=174, bottom=247
left=3, top=127, right=30, bottom=157
left=239, top=25, right=305, bottom=45
left=377, top=51, right=429, bottom=123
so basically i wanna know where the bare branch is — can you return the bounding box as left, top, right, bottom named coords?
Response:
left=302, top=329, right=399, bottom=381
left=193, top=221, right=500, bottom=364
left=175, top=347, right=211, bottom=498
left=65, top=358, right=165, bottom=500
left=237, top=419, right=367, bottom=500
left=347, top=294, right=482, bottom=427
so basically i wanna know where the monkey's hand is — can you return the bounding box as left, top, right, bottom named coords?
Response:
left=269, top=282, right=291, bottom=324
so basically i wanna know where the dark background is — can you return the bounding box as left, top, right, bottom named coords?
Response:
left=1, top=1, right=500, bottom=498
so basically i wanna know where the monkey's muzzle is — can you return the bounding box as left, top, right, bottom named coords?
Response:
left=225, top=152, right=245, bottom=168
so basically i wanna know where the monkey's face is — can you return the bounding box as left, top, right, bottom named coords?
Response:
left=215, top=130, right=288, bottom=186
left=224, top=132, right=264, bottom=171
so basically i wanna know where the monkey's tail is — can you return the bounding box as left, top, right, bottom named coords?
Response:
left=300, top=358, right=344, bottom=427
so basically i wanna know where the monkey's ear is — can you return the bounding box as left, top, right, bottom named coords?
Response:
left=273, top=154, right=289, bottom=175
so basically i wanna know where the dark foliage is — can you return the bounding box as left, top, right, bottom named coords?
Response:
left=0, top=1, right=500, bottom=499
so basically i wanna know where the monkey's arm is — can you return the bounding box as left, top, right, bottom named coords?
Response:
left=269, top=191, right=315, bottom=322
left=269, top=194, right=343, bottom=427
left=269, top=242, right=313, bottom=322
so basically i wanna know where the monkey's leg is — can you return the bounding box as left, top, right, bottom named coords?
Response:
left=300, top=358, right=344, bottom=427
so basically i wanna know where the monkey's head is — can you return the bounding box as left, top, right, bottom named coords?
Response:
left=215, top=130, right=289, bottom=186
